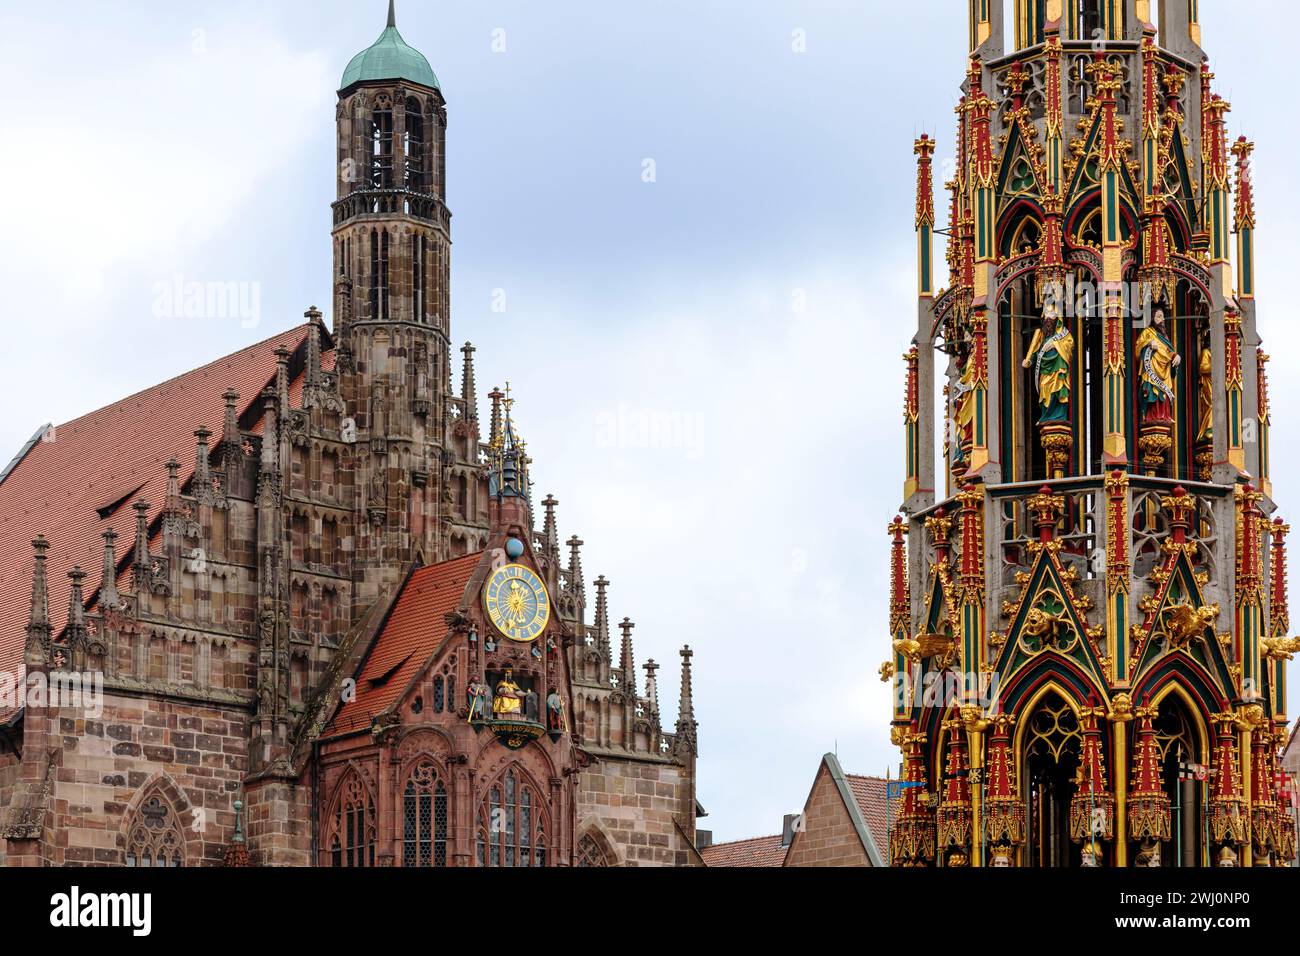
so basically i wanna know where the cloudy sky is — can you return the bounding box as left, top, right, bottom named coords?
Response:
left=2, top=1, right=1298, bottom=843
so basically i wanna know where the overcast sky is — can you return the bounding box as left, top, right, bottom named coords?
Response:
left=2, top=1, right=1298, bottom=843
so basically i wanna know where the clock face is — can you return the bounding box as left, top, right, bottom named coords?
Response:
left=483, top=563, right=550, bottom=643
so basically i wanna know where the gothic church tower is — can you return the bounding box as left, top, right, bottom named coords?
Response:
left=332, top=1, right=486, bottom=607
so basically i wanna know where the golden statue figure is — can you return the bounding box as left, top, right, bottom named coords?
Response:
left=492, top=669, right=524, bottom=717
left=1195, top=336, right=1213, bottom=445
left=1022, top=307, right=1074, bottom=425
left=1136, top=308, right=1181, bottom=424
left=952, top=345, right=977, bottom=471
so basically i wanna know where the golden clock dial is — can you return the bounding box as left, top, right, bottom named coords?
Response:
left=483, top=563, right=551, bottom=643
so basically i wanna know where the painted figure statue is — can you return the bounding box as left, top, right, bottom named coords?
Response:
left=1022, top=305, right=1074, bottom=424
left=952, top=343, right=976, bottom=470
left=546, top=688, right=566, bottom=733
left=492, top=669, right=524, bottom=717
left=1196, top=324, right=1213, bottom=445
left=466, top=679, right=492, bottom=722
left=1137, top=307, right=1181, bottom=423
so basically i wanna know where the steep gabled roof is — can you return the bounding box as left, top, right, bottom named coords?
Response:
left=325, top=551, right=484, bottom=737
left=700, top=834, right=786, bottom=868
left=0, top=324, right=322, bottom=686
left=844, top=772, right=890, bottom=861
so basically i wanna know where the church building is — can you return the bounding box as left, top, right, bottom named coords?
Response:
left=885, top=0, right=1296, bottom=867
left=0, top=2, right=700, bottom=867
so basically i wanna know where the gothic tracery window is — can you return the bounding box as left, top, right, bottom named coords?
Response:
left=402, top=761, right=449, bottom=867
left=328, top=771, right=376, bottom=867
left=576, top=833, right=612, bottom=867
left=476, top=768, right=547, bottom=867
left=125, top=793, right=185, bottom=867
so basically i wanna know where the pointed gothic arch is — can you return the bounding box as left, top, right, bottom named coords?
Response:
left=575, top=824, right=619, bottom=867
left=119, top=772, right=200, bottom=867
left=474, top=763, right=550, bottom=867
left=399, top=757, right=450, bottom=867
left=323, top=765, right=377, bottom=867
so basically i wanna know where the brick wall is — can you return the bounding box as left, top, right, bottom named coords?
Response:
left=783, top=764, right=869, bottom=867
left=31, top=694, right=249, bottom=866
left=578, top=755, right=696, bottom=866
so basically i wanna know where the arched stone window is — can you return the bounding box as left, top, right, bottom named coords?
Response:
left=476, top=767, right=547, bottom=867
left=402, top=761, right=449, bottom=867
left=370, top=97, right=394, bottom=189
left=124, top=792, right=185, bottom=867
left=404, top=96, right=425, bottom=191
left=326, top=770, right=376, bottom=867
left=576, top=832, right=614, bottom=867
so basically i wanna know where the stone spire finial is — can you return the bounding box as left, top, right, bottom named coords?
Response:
left=619, top=617, right=636, bottom=697
left=541, top=495, right=560, bottom=564
left=488, top=387, right=504, bottom=447
left=644, top=658, right=659, bottom=716
left=273, top=346, right=291, bottom=412
left=593, top=574, right=610, bottom=654
left=164, top=457, right=182, bottom=513
left=194, top=428, right=212, bottom=487
left=99, top=528, right=119, bottom=609
left=260, top=389, right=279, bottom=472
left=132, top=501, right=151, bottom=591
left=566, top=535, right=585, bottom=604
left=675, top=645, right=697, bottom=753
left=65, top=566, right=87, bottom=647
left=220, top=389, right=240, bottom=447
left=305, top=308, right=324, bottom=388
left=461, top=343, right=478, bottom=423
left=25, top=535, right=51, bottom=663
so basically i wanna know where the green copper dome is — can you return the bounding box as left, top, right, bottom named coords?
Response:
left=340, top=1, right=439, bottom=91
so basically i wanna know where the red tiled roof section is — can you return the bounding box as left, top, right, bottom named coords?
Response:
left=700, top=834, right=787, bottom=868
left=325, top=552, right=483, bottom=737
left=846, top=774, right=889, bottom=857
left=0, top=324, right=321, bottom=685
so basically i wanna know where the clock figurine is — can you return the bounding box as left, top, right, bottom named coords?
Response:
left=483, top=563, right=551, bottom=643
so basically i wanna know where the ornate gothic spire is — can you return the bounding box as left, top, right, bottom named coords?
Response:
left=132, top=501, right=151, bottom=592
left=983, top=714, right=1025, bottom=851
left=674, top=644, right=697, bottom=754
left=99, top=528, right=119, bottom=610
left=643, top=658, right=659, bottom=717
left=65, top=566, right=88, bottom=651
left=593, top=574, right=610, bottom=656
left=541, top=495, right=560, bottom=566
left=934, top=717, right=972, bottom=864
left=618, top=617, right=636, bottom=697
left=566, top=535, right=585, bottom=606
left=193, top=427, right=212, bottom=490
left=1069, top=705, right=1115, bottom=849
left=24, top=535, right=51, bottom=664
left=461, top=343, right=478, bottom=423
left=1128, top=702, right=1171, bottom=843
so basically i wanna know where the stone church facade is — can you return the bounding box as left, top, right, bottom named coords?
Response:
left=0, top=3, right=699, bottom=867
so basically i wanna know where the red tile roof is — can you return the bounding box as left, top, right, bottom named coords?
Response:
left=0, top=324, right=320, bottom=698
left=325, top=552, right=484, bottom=736
left=700, top=834, right=787, bottom=868
left=845, top=774, right=890, bottom=859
